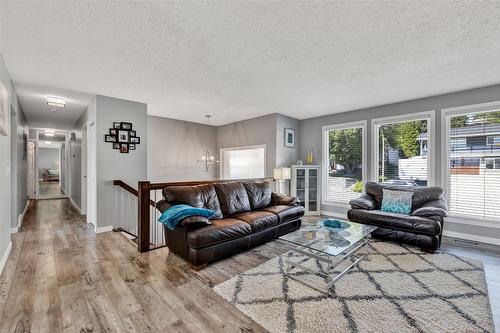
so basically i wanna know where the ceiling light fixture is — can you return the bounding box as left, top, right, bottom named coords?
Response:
left=45, top=141, right=52, bottom=144
left=44, top=130, right=55, bottom=137
left=46, top=96, right=66, bottom=108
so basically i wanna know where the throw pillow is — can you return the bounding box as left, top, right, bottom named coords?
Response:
left=381, top=189, right=413, bottom=215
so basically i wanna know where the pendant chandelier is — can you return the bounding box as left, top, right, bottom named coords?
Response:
left=198, top=115, right=219, bottom=172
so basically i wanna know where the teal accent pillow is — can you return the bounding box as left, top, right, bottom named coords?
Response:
left=381, top=189, right=413, bottom=215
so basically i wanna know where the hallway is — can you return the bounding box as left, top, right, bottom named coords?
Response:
left=0, top=199, right=267, bottom=333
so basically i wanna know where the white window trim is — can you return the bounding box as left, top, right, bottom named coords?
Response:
left=371, top=110, right=436, bottom=186
left=441, top=101, right=500, bottom=226
left=219, top=144, right=267, bottom=180
left=321, top=120, right=367, bottom=207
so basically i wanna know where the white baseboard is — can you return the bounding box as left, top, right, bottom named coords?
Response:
left=11, top=200, right=29, bottom=234
left=95, top=225, right=113, bottom=234
left=443, top=230, right=500, bottom=246
left=69, top=197, right=83, bottom=215
left=0, top=241, right=12, bottom=275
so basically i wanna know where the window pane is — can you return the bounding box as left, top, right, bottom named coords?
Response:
left=449, top=110, right=500, bottom=219
left=326, top=127, right=363, bottom=203
left=222, top=147, right=265, bottom=179
left=378, top=119, right=428, bottom=186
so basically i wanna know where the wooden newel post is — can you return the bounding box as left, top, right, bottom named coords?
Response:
left=137, top=181, right=151, bottom=252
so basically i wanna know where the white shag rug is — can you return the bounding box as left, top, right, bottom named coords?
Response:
left=213, top=241, right=495, bottom=333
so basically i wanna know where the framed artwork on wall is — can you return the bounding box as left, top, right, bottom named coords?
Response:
left=121, top=122, right=132, bottom=130
left=284, top=128, right=295, bottom=148
left=106, top=121, right=141, bottom=153
left=118, top=130, right=129, bottom=143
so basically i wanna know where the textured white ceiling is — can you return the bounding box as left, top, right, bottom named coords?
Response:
left=1, top=2, right=500, bottom=126
left=14, top=83, right=93, bottom=130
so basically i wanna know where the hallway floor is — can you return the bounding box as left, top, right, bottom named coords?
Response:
left=0, top=199, right=498, bottom=332
left=38, top=181, right=65, bottom=198
left=0, top=199, right=267, bottom=333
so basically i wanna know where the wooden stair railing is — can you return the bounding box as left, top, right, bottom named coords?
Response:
left=113, top=177, right=273, bottom=252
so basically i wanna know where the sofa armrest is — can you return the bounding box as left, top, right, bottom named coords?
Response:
left=271, top=193, right=299, bottom=206
left=412, top=198, right=448, bottom=218
left=156, top=199, right=172, bottom=213
left=349, top=194, right=376, bottom=210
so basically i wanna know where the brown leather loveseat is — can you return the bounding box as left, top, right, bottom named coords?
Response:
left=347, top=182, right=448, bottom=252
left=157, top=181, right=305, bottom=270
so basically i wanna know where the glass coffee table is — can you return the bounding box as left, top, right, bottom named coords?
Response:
left=277, top=219, right=377, bottom=292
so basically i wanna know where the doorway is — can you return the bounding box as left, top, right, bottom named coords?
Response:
left=35, top=130, right=68, bottom=199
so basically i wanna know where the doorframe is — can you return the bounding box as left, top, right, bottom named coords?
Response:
left=27, top=140, right=36, bottom=199
left=86, top=120, right=97, bottom=227
left=81, top=124, right=88, bottom=215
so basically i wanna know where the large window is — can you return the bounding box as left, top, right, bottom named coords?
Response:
left=221, top=145, right=266, bottom=180
left=322, top=121, right=366, bottom=204
left=373, top=112, right=433, bottom=187
left=447, top=108, right=500, bottom=220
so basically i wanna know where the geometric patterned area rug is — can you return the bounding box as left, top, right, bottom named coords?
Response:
left=213, top=241, right=495, bottom=333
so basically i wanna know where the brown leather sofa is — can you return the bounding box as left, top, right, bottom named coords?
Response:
left=347, top=182, right=448, bottom=252
left=157, top=181, right=304, bottom=270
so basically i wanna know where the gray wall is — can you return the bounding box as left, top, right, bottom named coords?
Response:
left=96, top=95, right=147, bottom=229
left=70, top=108, right=88, bottom=210
left=276, top=114, right=300, bottom=168
left=147, top=113, right=300, bottom=184
left=11, top=102, right=28, bottom=228
left=38, top=147, right=59, bottom=178
left=217, top=114, right=277, bottom=178
left=0, top=54, right=14, bottom=269
left=299, top=84, right=500, bottom=240
left=148, top=116, right=217, bottom=181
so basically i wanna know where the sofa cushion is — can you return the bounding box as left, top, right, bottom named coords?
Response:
left=187, top=218, right=251, bottom=248
left=347, top=209, right=441, bottom=236
left=214, top=183, right=251, bottom=216
left=232, top=211, right=278, bottom=232
left=365, top=182, right=444, bottom=209
left=243, top=182, right=272, bottom=210
left=262, top=205, right=305, bottom=223
left=163, top=184, right=223, bottom=218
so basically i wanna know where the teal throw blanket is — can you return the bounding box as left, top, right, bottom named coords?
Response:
left=158, top=204, right=215, bottom=230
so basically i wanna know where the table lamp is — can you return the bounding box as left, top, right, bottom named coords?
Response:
left=273, top=167, right=291, bottom=194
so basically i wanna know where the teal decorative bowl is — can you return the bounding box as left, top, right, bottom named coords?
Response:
left=320, top=219, right=351, bottom=232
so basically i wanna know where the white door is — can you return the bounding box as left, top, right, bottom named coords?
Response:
left=27, top=141, right=36, bottom=198
left=87, top=121, right=97, bottom=226
left=81, top=125, right=87, bottom=215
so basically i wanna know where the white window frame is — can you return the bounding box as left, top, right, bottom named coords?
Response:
left=219, top=144, right=266, bottom=180
left=486, top=136, right=500, bottom=146
left=371, top=110, right=435, bottom=186
left=321, top=120, right=367, bottom=207
left=441, top=101, right=500, bottom=227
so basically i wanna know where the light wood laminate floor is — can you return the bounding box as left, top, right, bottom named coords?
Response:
left=37, top=181, right=65, bottom=198
left=0, top=199, right=498, bottom=332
